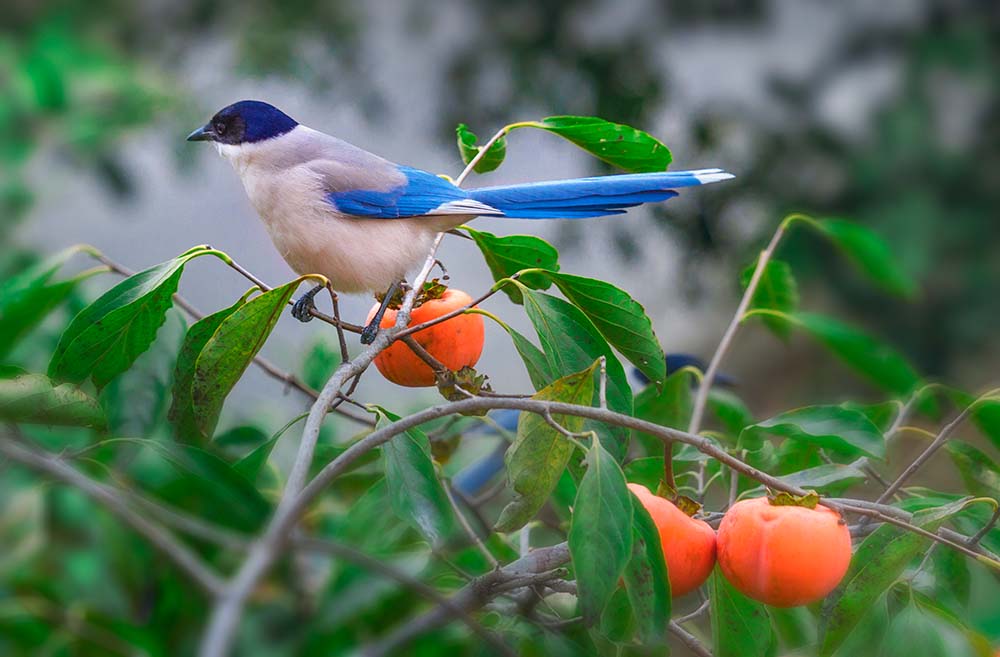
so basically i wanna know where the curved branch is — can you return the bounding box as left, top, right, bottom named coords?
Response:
left=0, top=436, right=225, bottom=596
left=362, top=543, right=570, bottom=657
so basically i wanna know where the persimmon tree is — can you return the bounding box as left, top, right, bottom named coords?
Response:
left=1, top=117, right=998, bottom=657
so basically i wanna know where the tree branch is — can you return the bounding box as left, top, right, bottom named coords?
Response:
left=688, top=218, right=789, bottom=435
left=91, top=252, right=373, bottom=427
left=198, top=235, right=448, bottom=657
left=296, top=537, right=515, bottom=657
left=362, top=543, right=570, bottom=657
left=0, top=436, right=225, bottom=596
left=669, top=621, right=714, bottom=657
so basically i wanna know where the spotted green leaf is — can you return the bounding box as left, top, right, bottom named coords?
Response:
left=495, top=362, right=596, bottom=532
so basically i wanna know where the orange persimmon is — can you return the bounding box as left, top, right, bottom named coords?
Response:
left=628, top=483, right=717, bottom=597
left=716, top=496, right=851, bottom=607
left=369, top=288, right=484, bottom=387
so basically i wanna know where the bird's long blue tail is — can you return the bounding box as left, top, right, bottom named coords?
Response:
left=467, top=168, right=733, bottom=219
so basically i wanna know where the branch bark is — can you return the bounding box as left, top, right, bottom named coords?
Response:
left=198, top=235, right=447, bottom=657
left=362, top=543, right=570, bottom=657
left=0, top=436, right=225, bottom=596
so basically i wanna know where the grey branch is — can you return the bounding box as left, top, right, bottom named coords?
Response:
left=362, top=543, right=571, bottom=657
left=669, top=621, right=714, bottom=657
left=296, top=537, right=516, bottom=657
left=199, top=234, right=447, bottom=657
left=0, top=436, right=225, bottom=596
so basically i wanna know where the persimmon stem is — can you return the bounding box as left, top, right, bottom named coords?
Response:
left=662, top=441, right=676, bottom=492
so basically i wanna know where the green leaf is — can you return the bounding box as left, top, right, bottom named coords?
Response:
left=841, top=400, right=900, bottom=432
left=190, top=281, right=299, bottom=439
left=48, top=250, right=206, bottom=388
left=623, top=456, right=667, bottom=491
left=969, top=398, right=1000, bottom=451
left=134, top=441, right=271, bottom=532
left=545, top=272, right=666, bottom=385
left=103, top=308, right=186, bottom=437
left=624, top=493, right=671, bottom=644
left=945, top=441, right=1000, bottom=497
left=773, top=463, right=868, bottom=495
left=570, top=438, right=633, bottom=624
left=528, top=116, right=672, bottom=173
left=168, top=295, right=248, bottom=443
left=373, top=407, right=455, bottom=547
left=708, top=388, right=755, bottom=436
left=879, top=597, right=979, bottom=657
left=455, top=123, right=507, bottom=174
left=818, top=498, right=973, bottom=656
left=0, top=374, right=106, bottom=429
left=495, top=363, right=596, bottom=532
left=930, top=548, right=970, bottom=610
left=505, top=326, right=555, bottom=390
left=302, top=338, right=340, bottom=391
left=782, top=312, right=922, bottom=397
left=710, top=568, right=774, bottom=657
left=633, top=368, right=692, bottom=451
left=741, top=259, right=798, bottom=339
left=817, top=218, right=916, bottom=298
left=466, top=228, right=559, bottom=303
left=0, top=248, right=83, bottom=359
left=232, top=413, right=307, bottom=482
left=520, top=288, right=633, bottom=459
left=746, top=405, right=885, bottom=459
left=598, top=587, right=634, bottom=644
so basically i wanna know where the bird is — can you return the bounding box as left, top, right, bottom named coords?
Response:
left=187, top=100, right=734, bottom=342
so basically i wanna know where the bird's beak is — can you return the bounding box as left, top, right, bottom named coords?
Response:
left=186, top=124, right=216, bottom=142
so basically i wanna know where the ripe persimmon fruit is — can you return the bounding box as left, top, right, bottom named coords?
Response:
left=716, top=496, right=851, bottom=607
left=627, top=483, right=717, bottom=597
left=369, top=288, right=484, bottom=387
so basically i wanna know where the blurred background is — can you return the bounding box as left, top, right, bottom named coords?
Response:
left=2, top=0, right=999, bottom=654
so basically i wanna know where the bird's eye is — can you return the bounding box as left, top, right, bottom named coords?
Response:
left=215, top=121, right=227, bottom=135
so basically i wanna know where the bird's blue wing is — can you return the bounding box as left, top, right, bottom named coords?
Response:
left=327, top=166, right=501, bottom=219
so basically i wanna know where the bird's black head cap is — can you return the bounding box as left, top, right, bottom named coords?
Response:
left=187, top=100, right=298, bottom=145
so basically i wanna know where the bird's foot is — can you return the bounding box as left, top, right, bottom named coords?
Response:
left=291, top=285, right=323, bottom=323
left=361, top=281, right=402, bottom=345
left=360, top=320, right=380, bottom=345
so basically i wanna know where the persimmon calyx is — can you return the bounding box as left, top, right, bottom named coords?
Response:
left=655, top=480, right=703, bottom=517
left=377, top=277, right=449, bottom=310
left=438, top=366, right=492, bottom=414
left=765, top=489, right=821, bottom=509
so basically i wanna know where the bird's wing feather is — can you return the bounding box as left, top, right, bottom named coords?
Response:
left=322, top=164, right=501, bottom=219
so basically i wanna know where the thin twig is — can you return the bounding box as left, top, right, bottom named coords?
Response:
left=675, top=599, right=711, bottom=625
left=968, top=505, right=1000, bottom=548
left=361, top=543, right=570, bottom=657
left=0, top=436, right=225, bottom=596
left=857, top=400, right=981, bottom=530
left=668, top=621, right=714, bottom=657
left=395, top=284, right=505, bottom=340
left=455, top=127, right=510, bottom=186
left=198, top=234, right=448, bottom=657
left=688, top=219, right=788, bottom=435
left=92, top=252, right=373, bottom=427
left=325, top=283, right=351, bottom=363
left=443, top=479, right=498, bottom=567
left=597, top=356, right=608, bottom=410
left=295, top=537, right=512, bottom=656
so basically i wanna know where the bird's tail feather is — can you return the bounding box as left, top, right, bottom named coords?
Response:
left=467, top=168, right=733, bottom=219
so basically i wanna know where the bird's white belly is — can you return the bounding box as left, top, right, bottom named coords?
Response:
left=267, top=210, right=443, bottom=293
